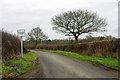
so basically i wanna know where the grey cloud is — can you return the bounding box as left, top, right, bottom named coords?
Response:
left=1, top=0, right=119, bottom=39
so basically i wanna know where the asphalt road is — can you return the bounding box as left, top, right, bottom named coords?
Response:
left=32, top=50, right=118, bottom=78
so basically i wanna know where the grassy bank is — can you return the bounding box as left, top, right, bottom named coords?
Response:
left=0, top=60, right=2, bottom=79
left=2, top=52, right=37, bottom=79
left=33, top=49, right=119, bottom=70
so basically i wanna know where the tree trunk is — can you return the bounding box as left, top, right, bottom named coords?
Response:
left=75, top=37, right=79, bottom=43
left=35, top=40, right=38, bottom=45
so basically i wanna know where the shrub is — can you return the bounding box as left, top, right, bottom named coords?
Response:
left=25, top=44, right=35, bottom=49
left=35, top=39, right=120, bottom=59
left=2, top=30, right=20, bottom=62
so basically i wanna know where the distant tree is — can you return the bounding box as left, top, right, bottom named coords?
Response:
left=26, top=27, right=48, bottom=45
left=104, top=35, right=115, bottom=40
left=52, top=10, right=107, bottom=43
left=86, top=35, right=93, bottom=39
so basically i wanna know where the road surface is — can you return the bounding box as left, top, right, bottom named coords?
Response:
left=32, top=50, right=118, bottom=78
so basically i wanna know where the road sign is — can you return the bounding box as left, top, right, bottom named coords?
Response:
left=17, top=29, right=25, bottom=37
left=17, top=29, right=25, bottom=58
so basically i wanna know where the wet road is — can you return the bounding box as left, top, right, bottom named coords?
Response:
left=32, top=50, right=118, bottom=78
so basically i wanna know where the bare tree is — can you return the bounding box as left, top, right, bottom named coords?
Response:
left=52, top=10, right=107, bottom=43
left=26, top=27, right=48, bottom=45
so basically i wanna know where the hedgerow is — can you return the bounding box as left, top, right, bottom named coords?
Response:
left=34, top=39, right=120, bottom=59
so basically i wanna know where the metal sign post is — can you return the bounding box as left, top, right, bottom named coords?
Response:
left=17, top=29, right=25, bottom=59
left=21, top=36, right=23, bottom=58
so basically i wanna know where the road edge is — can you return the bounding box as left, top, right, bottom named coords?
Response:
left=16, top=55, right=45, bottom=78
left=50, top=51, right=119, bottom=73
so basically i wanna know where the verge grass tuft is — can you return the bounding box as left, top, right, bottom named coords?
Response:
left=2, top=52, right=37, bottom=79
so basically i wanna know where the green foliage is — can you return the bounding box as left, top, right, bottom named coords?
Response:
left=2, top=52, right=37, bottom=79
left=0, top=60, right=2, bottom=79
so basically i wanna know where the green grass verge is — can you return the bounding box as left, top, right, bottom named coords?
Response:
left=2, top=52, right=37, bottom=79
left=0, top=60, right=2, bottom=79
left=33, top=49, right=119, bottom=70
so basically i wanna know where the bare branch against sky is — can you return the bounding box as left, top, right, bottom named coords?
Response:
left=0, top=0, right=119, bottom=40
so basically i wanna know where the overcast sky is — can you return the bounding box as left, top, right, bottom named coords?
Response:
left=0, top=0, right=119, bottom=40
